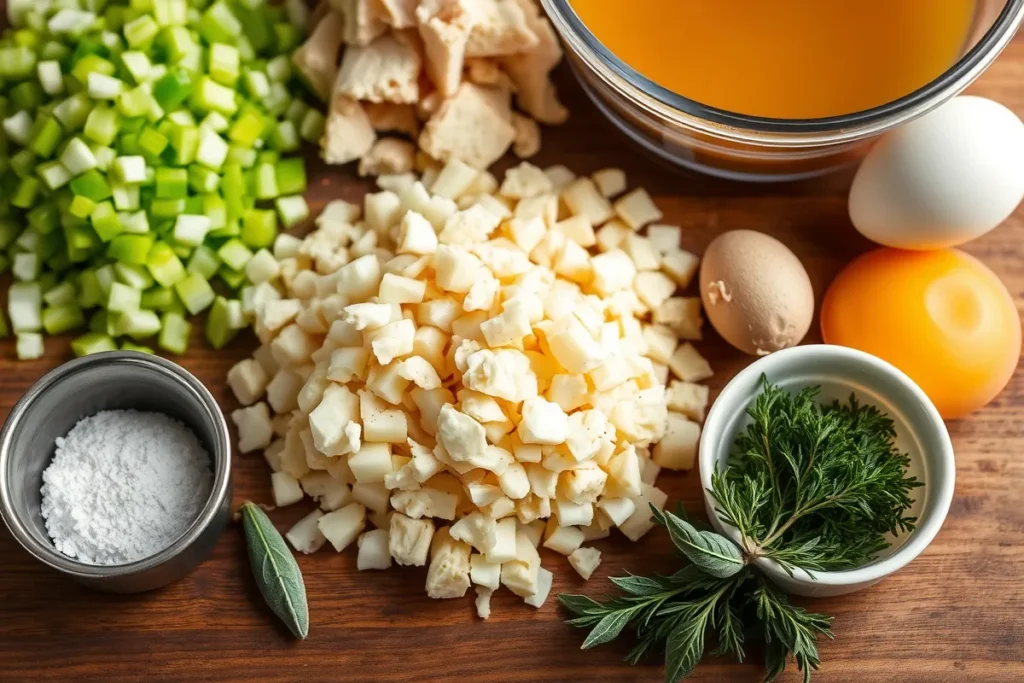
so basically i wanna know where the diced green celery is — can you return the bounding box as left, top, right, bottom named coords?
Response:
left=83, top=105, right=120, bottom=146
left=91, top=144, right=117, bottom=171
left=53, top=92, right=94, bottom=130
left=44, top=281, right=78, bottom=306
left=90, top=200, right=123, bottom=241
left=256, top=150, right=279, bottom=165
left=208, top=218, right=240, bottom=238
left=38, top=60, right=66, bottom=96
left=285, top=99, right=310, bottom=126
left=146, top=240, right=187, bottom=286
left=274, top=157, right=306, bottom=195
left=113, top=155, right=147, bottom=183
left=88, top=73, right=125, bottom=100
left=12, top=177, right=42, bottom=209
left=227, top=109, right=263, bottom=146
left=216, top=237, right=254, bottom=271
left=173, top=271, right=215, bottom=314
left=197, top=2, right=242, bottom=43
left=0, top=46, right=37, bottom=80
left=239, top=209, right=278, bottom=250
left=266, top=55, right=291, bottom=82
left=168, top=123, right=199, bottom=164
left=205, top=295, right=239, bottom=348
left=29, top=114, right=64, bottom=158
left=16, top=230, right=41, bottom=253
left=186, top=244, right=220, bottom=278
left=118, top=209, right=150, bottom=234
left=155, top=167, right=188, bottom=198
left=114, top=262, right=155, bottom=289
left=107, top=233, right=154, bottom=264
left=4, top=111, right=34, bottom=146
left=42, top=304, right=86, bottom=334
left=140, top=285, right=176, bottom=310
left=193, top=76, right=237, bottom=116
left=61, top=138, right=98, bottom=176
left=107, top=281, right=142, bottom=313
left=71, top=54, right=116, bottom=84
left=274, top=22, right=302, bottom=52
left=121, top=341, right=154, bottom=353
left=9, top=281, right=43, bottom=332
left=11, top=81, right=43, bottom=111
left=37, top=272, right=59, bottom=297
left=200, top=111, right=229, bottom=133
left=153, top=0, right=188, bottom=27
left=298, top=109, right=325, bottom=143
left=120, top=51, right=152, bottom=84
left=71, top=332, right=118, bottom=356
left=11, top=149, right=37, bottom=179
left=208, top=43, right=239, bottom=86
left=149, top=197, right=186, bottom=218
left=202, top=193, right=227, bottom=230
left=172, top=214, right=211, bottom=247
left=77, top=269, right=104, bottom=307
left=186, top=165, right=219, bottom=194
left=124, top=15, right=160, bottom=48
left=217, top=265, right=246, bottom=290
left=112, top=183, right=142, bottom=211
left=243, top=70, right=271, bottom=101
left=138, top=127, right=169, bottom=161
left=38, top=161, right=73, bottom=190
left=115, top=308, right=161, bottom=339
left=195, top=126, right=228, bottom=170
left=95, top=263, right=116, bottom=296
left=16, top=333, right=45, bottom=360
left=226, top=144, right=256, bottom=167
left=151, top=68, right=193, bottom=110
left=27, top=203, right=60, bottom=234
left=70, top=169, right=112, bottom=202
left=254, top=162, right=278, bottom=199
left=264, top=83, right=290, bottom=117
left=158, top=26, right=197, bottom=63
left=13, top=253, right=41, bottom=282
left=269, top=119, right=299, bottom=152
left=158, top=310, right=190, bottom=354
left=117, top=84, right=152, bottom=117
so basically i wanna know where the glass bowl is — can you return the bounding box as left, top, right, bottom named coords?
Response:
left=541, top=0, right=1024, bottom=181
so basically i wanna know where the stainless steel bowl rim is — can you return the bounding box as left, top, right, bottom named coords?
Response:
left=543, top=0, right=1024, bottom=146
left=0, top=352, right=232, bottom=578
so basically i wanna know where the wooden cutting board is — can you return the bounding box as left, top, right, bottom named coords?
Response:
left=1, top=34, right=1023, bottom=683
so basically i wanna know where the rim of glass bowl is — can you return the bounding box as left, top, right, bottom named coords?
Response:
left=542, top=0, right=1024, bottom=145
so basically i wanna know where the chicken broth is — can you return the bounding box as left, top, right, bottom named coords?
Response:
left=570, top=0, right=977, bottom=119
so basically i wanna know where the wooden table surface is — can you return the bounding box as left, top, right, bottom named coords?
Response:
left=2, top=29, right=1024, bottom=683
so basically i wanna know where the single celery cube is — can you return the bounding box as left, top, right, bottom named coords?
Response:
left=42, top=304, right=86, bottom=334
left=195, top=127, right=228, bottom=170
left=208, top=43, right=240, bottom=86
left=13, top=177, right=42, bottom=209
left=9, top=281, right=43, bottom=332
left=217, top=265, right=246, bottom=290
left=95, top=264, right=116, bottom=297
left=113, top=155, right=147, bottom=183
left=169, top=124, right=200, bottom=165
left=299, top=109, right=325, bottom=143
left=71, top=332, right=118, bottom=356
left=71, top=54, right=116, bottom=84
left=107, top=281, right=142, bottom=313
left=124, top=15, right=160, bottom=48
left=140, top=286, right=176, bottom=310
left=12, top=253, right=41, bottom=282
left=38, top=161, right=73, bottom=191
left=205, top=295, right=239, bottom=349
left=151, top=68, right=194, bottom=110
left=44, top=281, right=78, bottom=307
left=150, top=197, right=186, bottom=218
left=174, top=271, right=215, bottom=314
left=77, top=270, right=104, bottom=308
left=270, top=120, right=299, bottom=152
left=16, top=333, right=45, bottom=360
left=70, top=169, right=112, bottom=202
left=226, top=144, right=257, bottom=168
left=254, top=162, right=278, bottom=200
left=29, top=114, right=63, bottom=158
left=115, top=308, right=162, bottom=339
left=90, top=200, right=124, bottom=242
left=216, top=237, right=253, bottom=271
left=146, top=241, right=187, bottom=286
left=118, top=210, right=150, bottom=234
left=274, top=157, right=306, bottom=195
left=113, top=184, right=142, bottom=211
left=107, top=233, right=155, bottom=264
left=38, top=60, right=65, bottom=95
left=193, top=76, right=237, bottom=116
left=83, top=105, right=120, bottom=146
left=266, top=55, right=292, bottom=82
left=117, top=85, right=153, bottom=117
left=114, top=262, right=156, bottom=290
left=240, top=208, right=277, bottom=249
left=198, top=2, right=242, bottom=43
left=173, top=214, right=211, bottom=247
left=138, top=128, right=169, bottom=161
left=203, top=193, right=227, bottom=230
left=158, top=311, right=190, bottom=354
left=53, top=92, right=95, bottom=131
left=227, top=109, right=264, bottom=147
left=155, top=167, right=188, bottom=199
left=188, top=165, right=220, bottom=193
left=187, top=244, right=220, bottom=279
left=275, top=195, right=309, bottom=228
left=120, top=51, right=153, bottom=84
left=201, top=111, right=229, bottom=133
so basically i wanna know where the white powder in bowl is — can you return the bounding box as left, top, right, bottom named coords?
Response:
left=40, top=409, right=214, bottom=566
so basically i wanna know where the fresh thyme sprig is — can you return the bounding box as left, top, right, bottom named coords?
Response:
left=711, top=375, right=922, bottom=573
left=560, top=376, right=921, bottom=682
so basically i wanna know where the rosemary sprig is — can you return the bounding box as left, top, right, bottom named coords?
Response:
left=560, top=376, right=921, bottom=682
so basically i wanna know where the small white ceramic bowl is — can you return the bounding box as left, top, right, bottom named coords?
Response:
left=699, top=345, right=955, bottom=597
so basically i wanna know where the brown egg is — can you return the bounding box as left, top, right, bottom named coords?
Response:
left=699, top=230, right=814, bottom=356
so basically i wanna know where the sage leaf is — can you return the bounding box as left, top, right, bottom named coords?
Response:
left=558, top=593, right=605, bottom=615
left=651, top=505, right=745, bottom=579
left=241, top=501, right=309, bottom=639
left=581, top=609, right=634, bottom=649
left=609, top=575, right=669, bottom=596
left=664, top=613, right=708, bottom=683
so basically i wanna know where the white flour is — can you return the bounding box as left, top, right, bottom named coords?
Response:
left=40, top=410, right=214, bottom=566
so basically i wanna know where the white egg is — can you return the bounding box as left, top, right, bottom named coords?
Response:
left=849, top=96, right=1024, bottom=250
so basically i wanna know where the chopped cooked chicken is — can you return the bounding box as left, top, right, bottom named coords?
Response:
left=419, top=82, right=515, bottom=169
left=334, top=33, right=422, bottom=104
left=332, top=0, right=389, bottom=45
left=417, top=0, right=477, bottom=97
left=291, top=10, right=345, bottom=100
left=359, top=138, right=417, bottom=176
left=511, top=112, right=540, bottom=158
left=466, top=0, right=538, bottom=57
left=322, top=95, right=377, bottom=164
left=365, top=102, right=421, bottom=137
left=499, top=0, right=567, bottom=124
left=379, top=0, right=418, bottom=28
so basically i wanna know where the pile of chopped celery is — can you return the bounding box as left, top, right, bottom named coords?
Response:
left=0, top=0, right=320, bottom=359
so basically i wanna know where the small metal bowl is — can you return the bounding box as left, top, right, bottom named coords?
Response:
left=0, top=351, right=232, bottom=593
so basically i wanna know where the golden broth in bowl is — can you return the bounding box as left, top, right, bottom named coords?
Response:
left=570, top=0, right=976, bottom=119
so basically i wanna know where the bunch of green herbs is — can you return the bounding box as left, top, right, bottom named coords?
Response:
left=561, top=375, right=922, bottom=682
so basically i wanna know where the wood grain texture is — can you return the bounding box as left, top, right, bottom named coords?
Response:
left=2, top=33, right=1024, bottom=683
